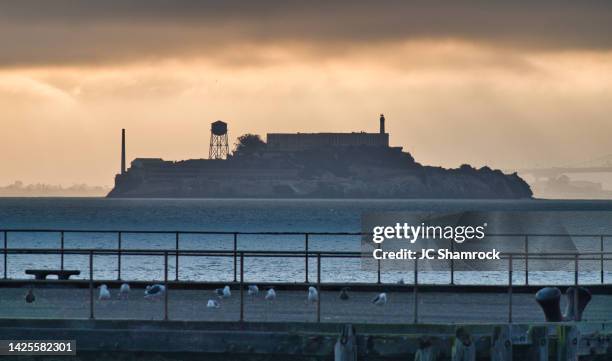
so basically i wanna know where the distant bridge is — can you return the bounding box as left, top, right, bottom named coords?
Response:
left=515, top=167, right=612, bottom=180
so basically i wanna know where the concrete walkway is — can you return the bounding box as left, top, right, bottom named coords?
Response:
left=1, top=286, right=610, bottom=324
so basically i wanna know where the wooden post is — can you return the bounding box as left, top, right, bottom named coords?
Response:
left=334, top=324, right=357, bottom=361
left=528, top=326, right=548, bottom=361
left=491, top=326, right=512, bottom=361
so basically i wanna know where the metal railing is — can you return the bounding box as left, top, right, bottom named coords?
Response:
left=2, top=246, right=612, bottom=323
left=1, top=229, right=611, bottom=323
left=1, top=229, right=611, bottom=283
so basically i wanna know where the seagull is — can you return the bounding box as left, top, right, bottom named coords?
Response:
left=215, top=285, right=231, bottom=298
left=207, top=299, right=220, bottom=308
left=308, top=286, right=318, bottom=303
left=372, top=292, right=387, bottom=306
left=248, top=285, right=259, bottom=296
left=98, top=284, right=111, bottom=301
left=25, top=289, right=35, bottom=304
left=144, top=284, right=166, bottom=299
left=119, top=283, right=130, bottom=299
left=339, top=287, right=349, bottom=301
left=265, top=288, right=276, bottom=301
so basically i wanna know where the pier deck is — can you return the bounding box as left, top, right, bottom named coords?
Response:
left=1, top=286, right=611, bottom=324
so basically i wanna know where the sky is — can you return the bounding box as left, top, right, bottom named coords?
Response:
left=1, top=1, right=612, bottom=186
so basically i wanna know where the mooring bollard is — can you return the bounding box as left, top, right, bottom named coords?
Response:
left=564, top=286, right=592, bottom=322
left=334, top=324, right=357, bottom=361
left=535, top=287, right=563, bottom=322
left=491, top=326, right=511, bottom=361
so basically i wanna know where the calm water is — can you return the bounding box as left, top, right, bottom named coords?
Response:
left=1, top=197, right=611, bottom=284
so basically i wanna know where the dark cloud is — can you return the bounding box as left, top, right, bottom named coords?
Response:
left=1, top=0, right=611, bottom=66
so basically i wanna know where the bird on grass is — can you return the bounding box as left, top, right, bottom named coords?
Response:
left=372, top=292, right=387, bottom=306
left=265, top=288, right=276, bottom=301
left=339, top=287, right=349, bottom=301
left=144, top=284, right=166, bottom=299
left=307, top=286, right=318, bottom=303
left=215, top=285, right=231, bottom=298
left=98, top=284, right=111, bottom=301
left=206, top=299, right=220, bottom=308
left=119, top=283, right=130, bottom=299
left=248, top=285, right=259, bottom=296
left=25, top=289, right=35, bottom=304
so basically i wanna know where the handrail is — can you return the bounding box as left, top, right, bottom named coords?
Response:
left=0, top=230, right=611, bottom=324
left=3, top=247, right=612, bottom=258
left=1, top=228, right=612, bottom=238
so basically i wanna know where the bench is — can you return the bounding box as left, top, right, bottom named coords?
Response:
left=25, top=269, right=81, bottom=280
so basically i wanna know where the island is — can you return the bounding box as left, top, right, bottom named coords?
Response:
left=107, top=116, right=532, bottom=199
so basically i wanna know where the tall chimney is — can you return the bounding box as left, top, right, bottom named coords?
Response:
left=379, top=114, right=385, bottom=134
left=121, top=129, right=126, bottom=175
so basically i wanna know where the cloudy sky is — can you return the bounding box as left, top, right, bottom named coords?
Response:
left=1, top=1, right=612, bottom=186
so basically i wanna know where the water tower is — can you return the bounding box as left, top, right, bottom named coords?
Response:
left=209, top=120, right=229, bottom=159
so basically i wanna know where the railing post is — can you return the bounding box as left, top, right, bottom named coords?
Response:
left=574, top=253, right=579, bottom=286
left=305, top=233, right=309, bottom=283
left=601, top=235, right=605, bottom=284
left=240, top=252, right=244, bottom=322
left=175, top=232, right=179, bottom=281
left=60, top=231, right=64, bottom=271
left=164, top=251, right=169, bottom=321
left=376, top=243, right=381, bottom=284
left=574, top=254, right=579, bottom=322
left=524, top=235, right=529, bottom=285
left=233, top=233, right=238, bottom=283
left=3, top=231, right=7, bottom=279
left=413, top=256, right=418, bottom=324
left=117, top=232, right=122, bottom=280
left=450, top=239, right=454, bottom=285
left=508, top=255, right=513, bottom=323
left=89, top=250, right=94, bottom=320
left=317, top=253, right=321, bottom=323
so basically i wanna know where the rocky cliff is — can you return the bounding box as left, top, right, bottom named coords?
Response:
left=108, top=147, right=532, bottom=199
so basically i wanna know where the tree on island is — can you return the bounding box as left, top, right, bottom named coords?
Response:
left=233, top=134, right=266, bottom=157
